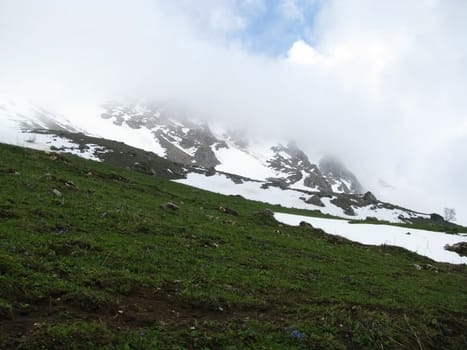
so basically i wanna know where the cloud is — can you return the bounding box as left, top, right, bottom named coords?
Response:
left=278, top=0, right=305, bottom=22
left=0, top=0, right=466, bottom=222
left=287, top=39, right=324, bottom=64
left=208, top=8, right=246, bottom=33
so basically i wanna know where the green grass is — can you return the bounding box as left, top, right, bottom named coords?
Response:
left=0, top=143, right=466, bottom=349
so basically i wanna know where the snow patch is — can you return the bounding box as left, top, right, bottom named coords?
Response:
left=274, top=213, right=467, bottom=264
left=212, top=140, right=278, bottom=180
left=174, top=172, right=431, bottom=224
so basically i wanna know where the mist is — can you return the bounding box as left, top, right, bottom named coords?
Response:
left=1, top=0, right=467, bottom=223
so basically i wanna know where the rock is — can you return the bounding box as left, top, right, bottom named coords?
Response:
left=205, top=167, right=216, bottom=176
left=229, top=194, right=245, bottom=199
left=413, top=263, right=439, bottom=272
left=160, top=202, right=179, bottom=211
left=225, top=174, right=244, bottom=184
left=265, top=178, right=288, bottom=190
left=253, top=209, right=278, bottom=226
left=51, top=189, right=62, bottom=197
left=299, top=221, right=313, bottom=228
left=289, top=329, right=305, bottom=340
left=285, top=326, right=306, bottom=340
left=222, top=220, right=237, bottom=225
left=430, top=213, right=444, bottom=222
left=193, top=145, right=219, bottom=168
left=42, top=173, right=55, bottom=181
left=303, top=174, right=333, bottom=193
left=444, top=242, right=467, bottom=257
left=362, top=191, right=377, bottom=204
left=330, top=196, right=356, bottom=216
left=218, top=206, right=239, bottom=216
left=319, top=156, right=364, bottom=194
left=423, top=264, right=438, bottom=272
left=64, top=180, right=77, bottom=189
left=305, top=195, right=325, bottom=207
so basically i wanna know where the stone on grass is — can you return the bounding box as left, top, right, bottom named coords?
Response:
left=160, top=202, right=179, bottom=211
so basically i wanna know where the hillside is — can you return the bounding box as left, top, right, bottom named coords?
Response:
left=0, top=98, right=451, bottom=225
left=0, top=143, right=466, bottom=349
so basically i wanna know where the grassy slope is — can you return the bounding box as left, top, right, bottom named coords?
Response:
left=35, top=130, right=467, bottom=232
left=0, top=143, right=466, bottom=349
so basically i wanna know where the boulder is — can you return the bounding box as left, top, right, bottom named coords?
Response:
left=205, top=167, right=216, bottom=176
left=299, top=221, right=313, bottom=228
left=444, top=242, right=467, bottom=257
left=51, top=189, right=63, bottom=197
left=430, top=213, right=444, bottom=222
left=253, top=209, right=277, bottom=226
left=160, top=202, right=179, bottom=211
left=219, top=206, right=239, bottom=216
left=362, top=191, right=377, bottom=204
left=305, top=195, right=325, bottom=207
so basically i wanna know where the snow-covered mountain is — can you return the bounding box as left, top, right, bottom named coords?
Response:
left=96, top=101, right=364, bottom=195
left=0, top=97, right=443, bottom=224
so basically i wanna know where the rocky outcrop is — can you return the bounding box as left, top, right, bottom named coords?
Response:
left=305, top=194, right=325, bottom=207
left=319, top=157, right=364, bottom=194
left=98, top=102, right=367, bottom=195
left=194, top=146, right=219, bottom=168
left=362, top=191, right=377, bottom=204
left=331, top=196, right=356, bottom=216
left=444, top=242, right=467, bottom=257
left=430, top=213, right=444, bottom=222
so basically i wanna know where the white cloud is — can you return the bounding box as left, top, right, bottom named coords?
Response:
left=208, top=8, right=246, bottom=33
left=287, top=40, right=324, bottom=65
left=0, top=0, right=466, bottom=223
left=278, top=0, right=305, bottom=21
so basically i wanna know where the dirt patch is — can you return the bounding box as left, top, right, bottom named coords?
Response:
left=0, top=286, right=263, bottom=340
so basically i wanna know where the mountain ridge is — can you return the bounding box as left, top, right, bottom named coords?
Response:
left=0, top=98, right=450, bottom=225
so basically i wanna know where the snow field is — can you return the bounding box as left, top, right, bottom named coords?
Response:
left=274, top=212, right=467, bottom=264
left=175, top=172, right=429, bottom=224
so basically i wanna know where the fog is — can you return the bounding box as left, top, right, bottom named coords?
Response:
left=1, top=0, right=466, bottom=223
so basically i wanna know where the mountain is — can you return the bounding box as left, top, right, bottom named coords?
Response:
left=97, top=101, right=365, bottom=194
left=0, top=97, right=446, bottom=225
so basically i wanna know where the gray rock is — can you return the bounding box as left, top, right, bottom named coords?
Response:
left=444, top=242, right=467, bottom=257
left=331, top=196, right=357, bottom=216
left=305, top=195, right=325, bottom=207
left=206, top=167, right=216, bottom=176
left=362, top=191, right=377, bottom=204
left=219, top=206, right=239, bottom=216
left=430, top=213, right=444, bottom=222
left=194, top=145, right=219, bottom=168
left=160, top=202, right=179, bottom=211
left=51, top=189, right=62, bottom=197
left=319, top=156, right=364, bottom=194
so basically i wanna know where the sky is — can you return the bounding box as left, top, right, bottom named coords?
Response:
left=0, top=0, right=467, bottom=224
